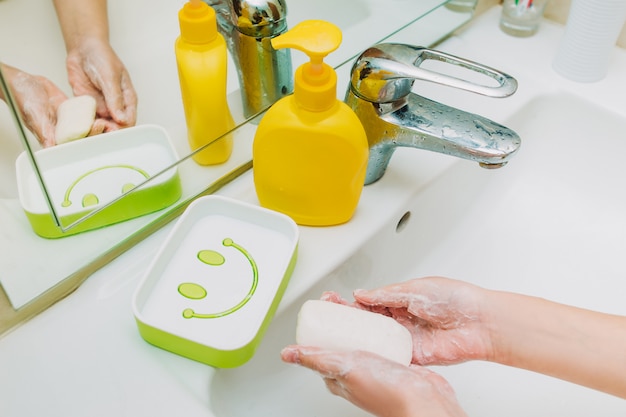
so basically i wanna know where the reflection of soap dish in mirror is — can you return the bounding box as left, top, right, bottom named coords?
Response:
left=132, top=195, right=299, bottom=368
left=15, top=124, right=182, bottom=238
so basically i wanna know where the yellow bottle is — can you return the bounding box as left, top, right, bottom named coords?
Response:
left=175, top=0, right=234, bottom=165
left=252, top=20, right=369, bottom=226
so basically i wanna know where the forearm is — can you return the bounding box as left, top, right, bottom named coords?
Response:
left=52, top=0, right=109, bottom=50
left=487, top=289, right=626, bottom=398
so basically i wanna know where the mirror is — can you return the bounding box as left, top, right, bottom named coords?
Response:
left=0, top=0, right=476, bottom=334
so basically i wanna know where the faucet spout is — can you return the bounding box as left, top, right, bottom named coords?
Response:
left=204, top=0, right=293, bottom=119
left=345, top=43, right=521, bottom=185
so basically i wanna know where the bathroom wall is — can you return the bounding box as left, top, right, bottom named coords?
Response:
left=476, top=0, right=626, bottom=48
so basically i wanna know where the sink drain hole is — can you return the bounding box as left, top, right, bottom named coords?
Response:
left=396, top=211, right=411, bottom=233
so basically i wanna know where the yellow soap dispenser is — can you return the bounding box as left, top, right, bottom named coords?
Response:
left=253, top=20, right=369, bottom=226
left=175, top=0, right=234, bottom=165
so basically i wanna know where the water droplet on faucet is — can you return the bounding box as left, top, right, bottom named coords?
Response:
left=473, top=119, right=496, bottom=137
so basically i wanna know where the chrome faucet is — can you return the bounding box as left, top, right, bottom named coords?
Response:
left=345, top=43, right=521, bottom=185
left=205, top=0, right=293, bottom=119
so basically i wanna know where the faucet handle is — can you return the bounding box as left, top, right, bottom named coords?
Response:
left=348, top=43, right=517, bottom=103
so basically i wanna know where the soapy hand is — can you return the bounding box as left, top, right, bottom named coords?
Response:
left=281, top=346, right=468, bottom=417
left=65, top=38, right=137, bottom=135
left=336, top=277, right=495, bottom=366
left=0, top=63, right=67, bottom=147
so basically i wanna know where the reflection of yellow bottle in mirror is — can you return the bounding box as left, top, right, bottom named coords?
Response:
left=175, top=0, right=234, bottom=165
left=253, top=20, right=369, bottom=226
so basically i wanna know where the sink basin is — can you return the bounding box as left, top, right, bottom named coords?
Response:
left=209, top=92, right=626, bottom=416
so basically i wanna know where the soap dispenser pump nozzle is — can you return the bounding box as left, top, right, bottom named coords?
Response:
left=271, top=20, right=342, bottom=111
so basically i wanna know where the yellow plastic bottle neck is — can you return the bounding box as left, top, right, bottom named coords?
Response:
left=179, top=0, right=217, bottom=44
left=294, top=61, right=337, bottom=112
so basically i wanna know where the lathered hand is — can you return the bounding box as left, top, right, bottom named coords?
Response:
left=65, top=38, right=137, bottom=134
left=350, top=277, right=495, bottom=366
left=281, top=346, right=467, bottom=417
left=311, top=276, right=626, bottom=404
left=0, top=63, right=67, bottom=147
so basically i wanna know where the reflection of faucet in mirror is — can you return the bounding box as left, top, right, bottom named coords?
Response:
left=345, top=43, right=521, bottom=185
left=204, top=0, right=293, bottom=119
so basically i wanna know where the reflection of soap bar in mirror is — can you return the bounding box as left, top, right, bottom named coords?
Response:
left=295, top=299, right=413, bottom=366
left=55, top=95, right=97, bottom=144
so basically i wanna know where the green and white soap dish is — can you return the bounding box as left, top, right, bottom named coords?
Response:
left=15, top=124, right=182, bottom=238
left=132, top=195, right=299, bottom=368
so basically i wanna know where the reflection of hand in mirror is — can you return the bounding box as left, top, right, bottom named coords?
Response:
left=53, top=0, right=138, bottom=135
left=0, top=63, right=67, bottom=148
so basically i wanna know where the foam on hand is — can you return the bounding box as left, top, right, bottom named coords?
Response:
left=295, top=299, right=413, bottom=366
left=55, top=95, right=97, bottom=144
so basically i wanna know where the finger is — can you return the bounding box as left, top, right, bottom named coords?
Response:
left=21, top=103, right=57, bottom=147
left=280, top=344, right=301, bottom=364
left=88, top=119, right=107, bottom=136
left=353, top=283, right=414, bottom=308
left=100, top=80, right=125, bottom=125
left=118, top=71, right=137, bottom=126
left=354, top=278, right=453, bottom=321
left=100, top=67, right=136, bottom=127
left=320, top=292, right=376, bottom=313
left=100, top=118, right=122, bottom=133
left=40, top=122, right=57, bottom=147
left=280, top=345, right=352, bottom=379
left=320, top=291, right=350, bottom=305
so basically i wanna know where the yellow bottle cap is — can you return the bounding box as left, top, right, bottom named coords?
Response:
left=271, top=20, right=342, bottom=112
left=179, top=0, right=217, bottom=44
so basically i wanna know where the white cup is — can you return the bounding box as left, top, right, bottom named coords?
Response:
left=553, top=0, right=626, bottom=83
left=500, top=0, right=550, bottom=37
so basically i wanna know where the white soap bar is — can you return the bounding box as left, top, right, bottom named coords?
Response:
left=55, top=95, right=97, bottom=144
left=295, top=299, right=413, bottom=366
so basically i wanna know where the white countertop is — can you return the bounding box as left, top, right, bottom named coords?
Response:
left=2, top=6, right=626, bottom=417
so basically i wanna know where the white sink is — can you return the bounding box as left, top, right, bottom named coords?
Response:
left=209, top=91, right=626, bottom=416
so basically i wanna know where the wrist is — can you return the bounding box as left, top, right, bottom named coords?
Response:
left=53, top=0, right=109, bottom=51
left=480, top=288, right=517, bottom=365
left=480, top=291, right=568, bottom=373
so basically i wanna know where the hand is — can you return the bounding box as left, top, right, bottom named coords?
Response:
left=65, top=38, right=137, bottom=134
left=281, top=346, right=468, bottom=417
left=349, top=277, right=495, bottom=366
left=0, top=63, right=67, bottom=147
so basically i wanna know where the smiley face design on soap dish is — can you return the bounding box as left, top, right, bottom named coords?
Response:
left=177, top=238, right=258, bottom=319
